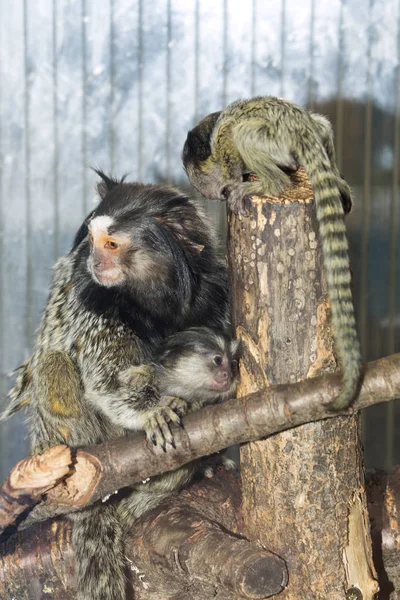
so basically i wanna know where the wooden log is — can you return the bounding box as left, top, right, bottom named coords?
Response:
left=1, top=466, right=399, bottom=599
left=126, top=470, right=288, bottom=600
left=0, top=471, right=287, bottom=600
left=228, top=167, right=379, bottom=599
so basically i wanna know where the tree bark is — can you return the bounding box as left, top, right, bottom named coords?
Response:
left=0, top=470, right=288, bottom=600
left=1, top=467, right=399, bottom=599
left=228, top=167, right=379, bottom=599
left=0, top=351, right=397, bottom=530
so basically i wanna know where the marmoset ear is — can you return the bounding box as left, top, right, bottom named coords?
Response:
left=156, top=215, right=205, bottom=255
left=182, top=112, right=221, bottom=164
left=93, top=169, right=126, bottom=200
left=230, top=338, right=243, bottom=359
left=71, top=210, right=96, bottom=251
left=183, top=130, right=210, bottom=163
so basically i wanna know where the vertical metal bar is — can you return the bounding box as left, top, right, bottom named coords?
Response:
left=307, top=0, right=315, bottom=110
left=23, top=0, right=33, bottom=348
left=280, top=0, right=286, bottom=97
left=359, top=0, right=373, bottom=446
left=0, top=0, right=4, bottom=461
left=385, top=0, right=400, bottom=469
left=81, top=0, right=88, bottom=213
left=251, top=0, right=257, bottom=97
left=166, top=0, right=172, bottom=183
left=137, top=0, right=143, bottom=180
left=110, top=0, right=116, bottom=172
left=359, top=0, right=373, bottom=357
left=52, top=0, right=59, bottom=258
left=222, top=0, right=228, bottom=106
left=335, top=0, right=344, bottom=171
left=194, top=0, right=200, bottom=122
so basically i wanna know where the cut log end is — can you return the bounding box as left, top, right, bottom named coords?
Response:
left=240, top=554, right=288, bottom=598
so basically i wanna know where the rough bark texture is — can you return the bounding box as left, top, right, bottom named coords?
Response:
left=228, top=167, right=379, bottom=599
left=126, top=470, right=287, bottom=600
left=0, top=470, right=288, bottom=600
left=1, top=467, right=399, bottom=600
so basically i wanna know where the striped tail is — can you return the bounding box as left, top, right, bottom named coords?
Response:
left=0, top=361, right=32, bottom=422
left=71, top=505, right=127, bottom=600
left=301, top=141, right=363, bottom=410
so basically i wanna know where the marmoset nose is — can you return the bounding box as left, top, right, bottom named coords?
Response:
left=216, top=369, right=229, bottom=383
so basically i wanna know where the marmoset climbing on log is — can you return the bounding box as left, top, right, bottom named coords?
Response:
left=182, top=96, right=363, bottom=411
left=2, top=171, right=230, bottom=600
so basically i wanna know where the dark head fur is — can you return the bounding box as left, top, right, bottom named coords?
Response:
left=182, top=112, right=221, bottom=168
left=182, top=112, right=241, bottom=201
left=154, top=326, right=240, bottom=404
left=72, top=171, right=229, bottom=338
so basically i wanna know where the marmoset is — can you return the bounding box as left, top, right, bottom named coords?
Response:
left=182, top=96, right=363, bottom=411
left=4, top=172, right=230, bottom=600
left=117, top=326, right=240, bottom=524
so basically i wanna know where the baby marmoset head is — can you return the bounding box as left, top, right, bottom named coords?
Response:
left=72, top=170, right=229, bottom=333
left=154, top=327, right=241, bottom=406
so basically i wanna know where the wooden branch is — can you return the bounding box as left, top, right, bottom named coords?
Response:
left=126, top=470, right=288, bottom=599
left=0, top=471, right=288, bottom=599
left=0, top=445, right=72, bottom=533
left=1, top=467, right=399, bottom=599
left=6, top=351, right=400, bottom=529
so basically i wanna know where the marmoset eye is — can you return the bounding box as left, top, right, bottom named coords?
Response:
left=213, top=355, right=223, bottom=366
left=105, top=240, right=120, bottom=250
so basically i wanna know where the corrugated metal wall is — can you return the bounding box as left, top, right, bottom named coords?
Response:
left=1, top=0, right=400, bottom=478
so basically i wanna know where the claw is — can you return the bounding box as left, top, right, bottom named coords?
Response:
left=142, top=399, right=187, bottom=450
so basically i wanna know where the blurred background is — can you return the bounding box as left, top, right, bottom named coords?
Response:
left=1, top=0, right=399, bottom=478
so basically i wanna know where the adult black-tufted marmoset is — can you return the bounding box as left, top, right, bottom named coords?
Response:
left=4, top=171, right=231, bottom=600
left=182, top=96, right=363, bottom=411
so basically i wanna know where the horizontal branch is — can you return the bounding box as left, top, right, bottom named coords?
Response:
left=8, top=352, right=400, bottom=527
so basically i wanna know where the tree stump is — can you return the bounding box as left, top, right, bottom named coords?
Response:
left=228, top=168, right=379, bottom=599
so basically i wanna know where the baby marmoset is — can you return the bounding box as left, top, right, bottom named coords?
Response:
left=118, top=326, right=240, bottom=522
left=182, top=96, right=363, bottom=412
left=4, top=171, right=231, bottom=600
